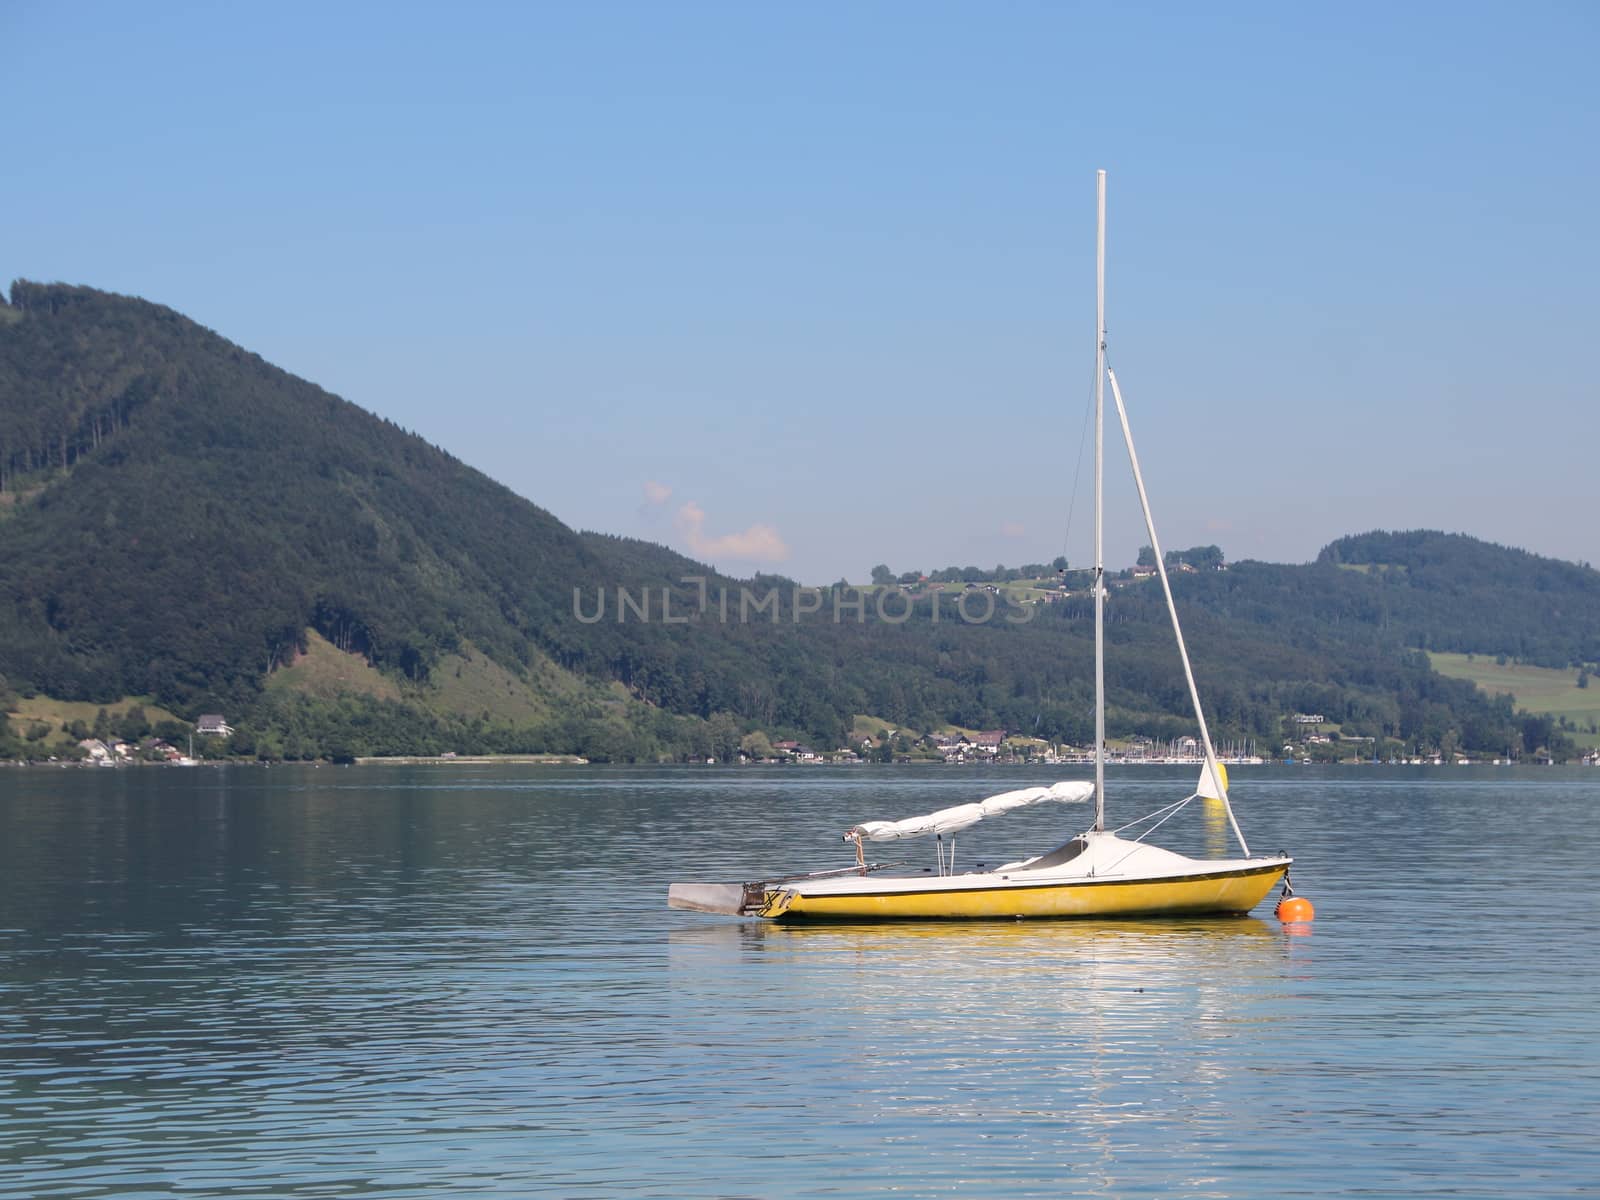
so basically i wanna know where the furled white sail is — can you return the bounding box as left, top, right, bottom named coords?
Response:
left=845, top=781, right=1093, bottom=843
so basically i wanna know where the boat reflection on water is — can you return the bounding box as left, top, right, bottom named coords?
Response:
left=674, top=910, right=1284, bottom=963
left=665, top=916, right=1309, bottom=1179
left=1203, top=795, right=1229, bottom=857
left=667, top=913, right=1299, bottom=1026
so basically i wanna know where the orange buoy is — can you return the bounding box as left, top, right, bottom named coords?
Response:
left=1276, top=895, right=1315, bottom=922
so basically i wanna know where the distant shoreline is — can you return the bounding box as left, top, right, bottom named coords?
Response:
left=0, top=754, right=592, bottom=768
left=352, top=754, right=589, bottom=766
left=1, top=756, right=1594, bottom=770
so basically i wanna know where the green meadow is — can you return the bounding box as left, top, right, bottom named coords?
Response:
left=1427, top=652, right=1600, bottom=746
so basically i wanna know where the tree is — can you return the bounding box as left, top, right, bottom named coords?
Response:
left=1166, top=544, right=1224, bottom=571
left=116, top=704, right=150, bottom=742
left=870, top=564, right=895, bottom=586
left=1520, top=714, right=1554, bottom=757
left=708, top=711, right=741, bottom=762
left=1051, top=556, right=1068, bottom=571
left=1137, top=546, right=1157, bottom=568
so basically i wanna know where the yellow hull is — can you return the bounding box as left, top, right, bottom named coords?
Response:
left=761, top=862, right=1287, bottom=922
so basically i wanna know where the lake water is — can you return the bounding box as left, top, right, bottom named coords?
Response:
left=1, top=763, right=1597, bottom=1198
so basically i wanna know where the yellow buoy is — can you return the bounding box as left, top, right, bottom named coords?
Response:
left=1276, top=895, right=1315, bottom=922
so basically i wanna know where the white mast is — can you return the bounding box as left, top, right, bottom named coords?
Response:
left=1093, top=169, right=1107, bottom=832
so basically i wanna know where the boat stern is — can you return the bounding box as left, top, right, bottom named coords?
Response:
left=667, top=880, right=786, bottom=917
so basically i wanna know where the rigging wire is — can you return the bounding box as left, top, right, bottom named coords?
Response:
left=1056, top=351, right=1100, bottom=576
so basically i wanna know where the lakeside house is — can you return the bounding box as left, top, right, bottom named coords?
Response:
left=972, top=730, right=1006, bottom=755
left=76, top=736, right=185, bottom=764
left=926, top=730, right=1008, bottom=761
left=196, top=714, right=234, bottom=737
left=144, top=737, right=181, bottom=761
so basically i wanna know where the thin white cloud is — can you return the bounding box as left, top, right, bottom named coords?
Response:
left=643, top=480, right=673, bottom=505
left=676, top=501, right=790, bottom=563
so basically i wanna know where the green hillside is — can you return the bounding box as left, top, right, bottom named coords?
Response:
left=1318, top=531, right=1600, bottom=666
left=1, top=282, right=1593, bottom=762
left=1426, top=652, right=1600, bottom=749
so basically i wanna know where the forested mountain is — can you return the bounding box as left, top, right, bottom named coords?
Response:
left=1, top=282, right=1593, bottom=761
left=1314, top=531, right=1600, bottom=665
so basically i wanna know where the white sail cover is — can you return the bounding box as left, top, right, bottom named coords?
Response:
left=845, top=781, right=1094, bottom=843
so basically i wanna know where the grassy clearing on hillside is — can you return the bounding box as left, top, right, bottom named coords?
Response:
left=934, top=721, right=1014, bottom=738
left=1428, top=651, right=1600, bottom=745
left=427, top=645, right=562, bottom=725
left=264, top=629, right=592, bottom=727
left=266, top=629, right=401, bottom=701
left=5, top=695, right=182, bottom=731
left=850, top=714, right=902, bottom=739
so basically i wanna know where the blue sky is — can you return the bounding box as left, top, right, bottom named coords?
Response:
left=6, top=2, right=1597, bottom=581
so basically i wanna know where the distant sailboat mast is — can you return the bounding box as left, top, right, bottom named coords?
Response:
left=1093, top=168, right=1107, bottom=832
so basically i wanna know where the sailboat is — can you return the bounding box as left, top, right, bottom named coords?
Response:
left=668, top=170, right=1292, bottom=921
